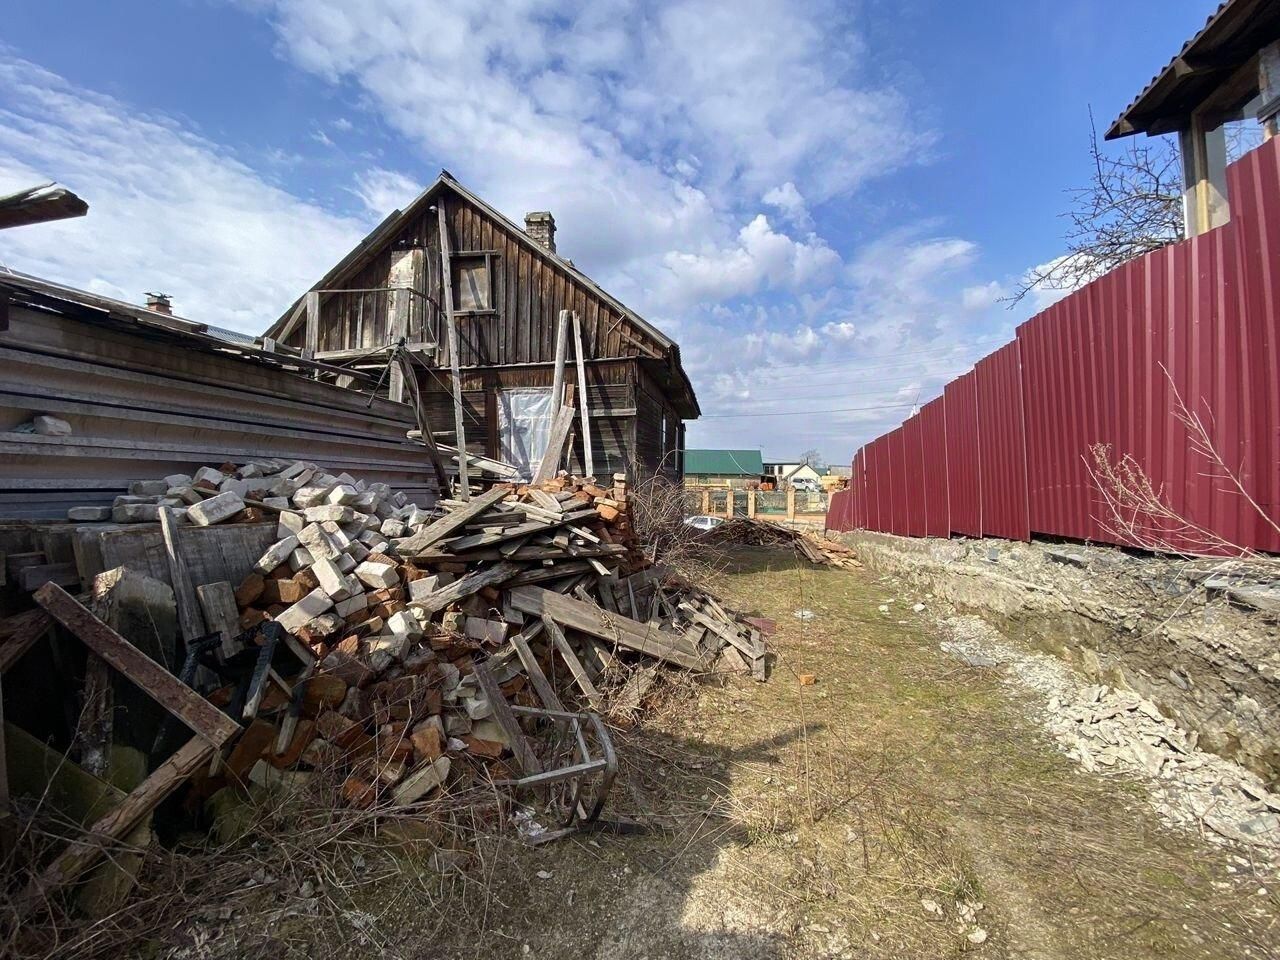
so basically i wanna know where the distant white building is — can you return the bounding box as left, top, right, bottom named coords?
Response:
left=762, top=459, right=823, bottom=489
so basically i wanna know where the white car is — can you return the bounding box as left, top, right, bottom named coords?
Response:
left=684, top=514, right=726, bottom=531
left=791, top=478, right=823, bottom=493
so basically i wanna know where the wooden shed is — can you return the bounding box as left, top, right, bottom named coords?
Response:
left=263, top=171, right=700, bottom=482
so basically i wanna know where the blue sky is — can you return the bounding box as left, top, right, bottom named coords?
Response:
left=0, top=0, right=1212, bottom=463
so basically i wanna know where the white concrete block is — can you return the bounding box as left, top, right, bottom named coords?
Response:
left=326, top=484, right=359, bottom=505
left=253, top=535, right=299, bottom=575
left=334, top=592, right=368, bottom=618
left=408, top=576, right=439, bottom=602
left=292, top=482, right=335, bottom=508
left=168, top=486, right=204, bottom=505
left=68, top=505, right=112, bottom=521
left=380, top=518, right=407, bottom=538
left=163, top=473, right=193, bottom=488
left=289, top=547, right=315, bottom=571
left=303, top=505, right=355, bottom=524
left=193, top=466, right=227, bottom=486
left=187, top=491, right=244, bottom=526
left=130, top=479, right=169, bottom=496
left=346, top=540, right=370, bottom=562
left=297, top=522, right=341, bottom=561
left=387, top=609, right=423, bottom=640
left=335, top=553, right=356, bottom=574
left=277, top=510, right=305, bottom=537
left=311, top=556, right=352, bottom=601
left=275, top=461, right=310, bottom=481
left=355, top=560, right=399, bottom=589
left=319, top=521, right=352, bottom=549
left=275, top=588, right=334, bottom=634
left=368, top=633, right=412, bottom=660
left=263, top=496, right=290, bottom=510
left=33, top=414, right=72, bottom=436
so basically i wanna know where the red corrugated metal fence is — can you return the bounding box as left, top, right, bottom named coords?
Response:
left=828, top=138, right=1280, bottom=556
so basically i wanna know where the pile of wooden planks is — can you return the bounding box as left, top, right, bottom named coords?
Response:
left=709, top=517, right=860, bottom=569
left=180, top=465, right=768, bottom=813
left=0, top=461, right=776, bottom=912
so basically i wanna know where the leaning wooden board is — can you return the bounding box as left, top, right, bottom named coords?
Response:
left=509, top=586, right=706, bottom=670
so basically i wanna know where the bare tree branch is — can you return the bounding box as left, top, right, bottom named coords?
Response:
left=1006, top=109, right=1183, bottom=307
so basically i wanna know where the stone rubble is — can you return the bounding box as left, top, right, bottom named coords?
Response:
left=940, top=614, right=1280, bottom=867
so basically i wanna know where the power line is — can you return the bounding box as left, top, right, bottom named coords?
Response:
left=699, top=401, right=917, bottom=419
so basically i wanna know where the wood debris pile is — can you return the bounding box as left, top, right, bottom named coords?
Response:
left=135, top=461, right=770, bottom=815
left=708, top=516, right=860, bottom=569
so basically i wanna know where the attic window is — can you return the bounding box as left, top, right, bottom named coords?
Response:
left=452, top=251, right=497, bottom=313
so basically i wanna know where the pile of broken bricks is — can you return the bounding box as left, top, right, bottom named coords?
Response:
left=45, top=459, right=772, bottom=830
left=214, top=463, right=772, bottom=813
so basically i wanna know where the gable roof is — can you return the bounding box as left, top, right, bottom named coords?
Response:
left=684, top=449, right=764, bottom=476
left=264, top=170, right=699, bottom=417
left=266, top=171, right=671, bottom=351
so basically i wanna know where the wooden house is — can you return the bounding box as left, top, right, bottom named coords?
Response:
left=262, top=171, right=699, bottom=483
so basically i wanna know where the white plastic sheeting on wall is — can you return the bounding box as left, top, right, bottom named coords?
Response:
left=496, top=387, right=554, bottom=480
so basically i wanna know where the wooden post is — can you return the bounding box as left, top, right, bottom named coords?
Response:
left=571, top=312, right=593, bottom=478
left=398, top=351, right=451, bottom=491
left=786, top=486, right=796, bottom=521
left=725, top=488, right=734, bottom=518
left=1261, top=41, right=1280, bottom=139
left=551, top=310, right=569, bottom=419
left=436, top=201, right=470, bottom=501
left=158, top=508, right=205, bottom=646
left=747, top=489, right=757, bottom=518
left=303, top=290, right=320, bottom=361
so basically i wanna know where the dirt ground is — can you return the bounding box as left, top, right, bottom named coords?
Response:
left=111, top=546, right=1280, bottom=959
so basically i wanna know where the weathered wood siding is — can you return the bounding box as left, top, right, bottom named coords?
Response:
left=1, top=306, right=435, bottom=518
left=295, top=192, right=662, bottom=368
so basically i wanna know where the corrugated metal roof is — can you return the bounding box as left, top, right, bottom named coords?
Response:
left=1107, top=0, right=1280, bottom=139
left=684, top=449, right=764, bottom=475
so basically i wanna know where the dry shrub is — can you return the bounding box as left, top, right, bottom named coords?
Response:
left=624, top=453, right=727, bottom=585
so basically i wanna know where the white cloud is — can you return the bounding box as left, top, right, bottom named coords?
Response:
left=331, top=116, right=353, bottom=132
left=961, top=280, right=1006, bottom=310
left=762, top=181, right=812, bottom=230
left=658, top=214, right=839, bottom=305
left=252, top=0, right=932, bottom=282
left=352, top=166, right=421, bottom=217
left=0, top=56, right=367, bottom=333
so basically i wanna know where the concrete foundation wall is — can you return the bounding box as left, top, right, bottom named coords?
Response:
left=840, top=530, right=1280, bottom=787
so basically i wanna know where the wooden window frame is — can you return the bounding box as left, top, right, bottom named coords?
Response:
left=452, top=250, right=500, bottom=316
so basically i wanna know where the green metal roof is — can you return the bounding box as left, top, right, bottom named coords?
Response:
left=684, top=449, right=764, bottom=476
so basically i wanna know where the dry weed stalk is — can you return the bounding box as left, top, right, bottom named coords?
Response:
left=1086, top=364, right=1279, bottom=568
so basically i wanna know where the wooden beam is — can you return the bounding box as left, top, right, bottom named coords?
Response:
left=0, top=609, right=52, bottom=674
left=511, top=587, right=704, bottom=670
left=410, top=560, right=523, bottom=616
left=531, top=404, right=576, bottom=485
left=396, top=483, right=511, bottom=555
left=541, top=615, right=604, bottom=710
left=550, top=309, right=569, bottom=419
left=510, top=630, right=565, bottom=713
left=472, top=661, right=541, bottom=777
left=18, top=735, right=214, bottom=914
left=304, top=290, right=320, bottom=360
left=159, top=507, right=206, bottom=646
left=33, top=583, right=240, bottom=746
left=399, top=351, right=451, bottom=490
left=436, top=201, right=470, bottom=500
left=571, top=311, right=593, bottom=478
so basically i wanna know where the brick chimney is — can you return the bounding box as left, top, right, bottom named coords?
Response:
left=524, top=211, right=556, bottom=253
left=145, top=292, right=172, bottom=315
